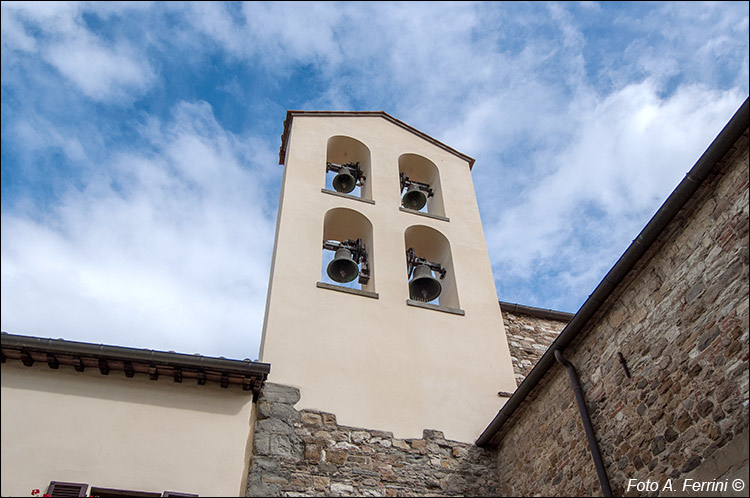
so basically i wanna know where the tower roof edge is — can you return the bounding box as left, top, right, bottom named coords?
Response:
left=279, top=110, right=475, bottom=170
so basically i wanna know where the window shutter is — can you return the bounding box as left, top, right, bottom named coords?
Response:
left=48, top=481, right=89, bottom=497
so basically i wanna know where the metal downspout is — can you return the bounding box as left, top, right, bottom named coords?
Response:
left=554, top=349, right=613, bottom=497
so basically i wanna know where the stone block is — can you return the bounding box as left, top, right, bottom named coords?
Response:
left=301, top=412, right=323, bottom=427
left=250, top=456, right=280, bottom=472
left=334, top=441, right=359, bottom=451
left=326, top=448, right=348, bottom=465
left=261, top=474, right=289, bottom=485
left=331, top=430, right=350, bottom=442
left=256, top=400, right=272, bottom=420
left=254, top=432, right=271, bottom=456
left=256, top=417, right=294, bottom=435
left=313, top=476, right=330, bottom=491
left=392, top=439, right=410, bottom=450
left=318, top=462, right=337, bottom=473
left=269, top=433, right=302, bottom=459
left=305, top=443, right=322, bottom=462
left=664, top=427, right=679, bottom=443
left=422, top=429, right=444, bottom=440
left=351, top=430, right=371, bottom=443
left=375, top=433, right=399, bottom=444
left=374, top=438, right=392, bottom=448
left=260, top=383, right=301, bottom=405
left=651, top=436, right=666, bottom=456
left=247, top=476, right=281, bottom=497
left=330, top=483, right=354, bottom=495
left=288, top=476, right=312, bottom=489
left=360, top=486, right=384, bottom=496
left=453, top=446, right=468, bottom=458
left=270, top=401, right=301, bottom=425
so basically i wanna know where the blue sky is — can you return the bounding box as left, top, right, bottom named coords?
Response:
left=1, top=1, right=748, bottom=360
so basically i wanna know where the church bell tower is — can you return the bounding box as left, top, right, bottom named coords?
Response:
left=259, top=111, right=516, bottom=443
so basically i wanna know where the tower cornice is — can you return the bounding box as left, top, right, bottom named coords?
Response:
left=279, top=110, right=475, bottom=170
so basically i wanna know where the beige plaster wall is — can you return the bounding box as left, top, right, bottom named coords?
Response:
left=0, top=362, right=256, bottom=497
left=259, top=115, right=516, bottom=443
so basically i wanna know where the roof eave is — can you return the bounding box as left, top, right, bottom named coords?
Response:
left=1, top=332, right=271, bottom=395
left=498, top=301, right=575, bottom=322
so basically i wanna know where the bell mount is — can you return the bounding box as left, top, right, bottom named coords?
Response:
left=323, top=238, right=371, bottom=285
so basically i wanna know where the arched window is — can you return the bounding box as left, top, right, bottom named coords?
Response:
left=398, top=154, right=445, bottom=217
left=320, top=208, right=375, bottom=294
left=404, top=225, right=459, bottom=309
left=325, top=136, right=372, bottom=200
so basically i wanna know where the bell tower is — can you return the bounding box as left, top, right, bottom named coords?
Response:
left=259, top=111, right=516, bottom=443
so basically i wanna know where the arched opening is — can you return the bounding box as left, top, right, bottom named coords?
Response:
left=398, top=154, right=445, bottom=217
left=325, top=136, right=372, bottom=200
left=404, top=225, right=458, bottom=309
left=321, top=208, right=375, bottom=293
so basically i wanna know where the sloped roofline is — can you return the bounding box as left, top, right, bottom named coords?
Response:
left=279, top=110, right=476, bottom=169
left=477, top=96, right=749, bottom=448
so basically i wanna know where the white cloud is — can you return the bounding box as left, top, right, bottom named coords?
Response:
left=1, top=101, right=278, bottom=358
left=1, top=1, right=83, bottom=31
left=609, top=2, right=750, bottom=89
left=11, top=112, right=88, bottom=163
left=44, top=37, right=154, bottom=101
left=180, top=1, right=346, bottom=68
left=240, top=1, right=345, bottom=66
left=482, top=81, right=745, bottom=310
left=0, top=4, right=37, bottom=52
left=1, top=1, right=155, bottom=102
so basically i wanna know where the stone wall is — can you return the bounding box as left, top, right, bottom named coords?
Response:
left=500, top=304, right=572, bottom=385
left=491, top=129, right=749, bottom=496
left=247, top=383, right=500, bottom=497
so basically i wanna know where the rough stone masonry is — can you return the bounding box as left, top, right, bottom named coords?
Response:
left=247, top=383, right=500, bottom=497
left=501, top=304, right=572, bottom=385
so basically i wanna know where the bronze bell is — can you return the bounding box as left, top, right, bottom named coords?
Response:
left=409, top=264, right=442, bottom=302
left=332, top=167, right=357, bottom=193
left=402, top=183, right=428, bottom=210
left=327, top=248, right=359, bottom=283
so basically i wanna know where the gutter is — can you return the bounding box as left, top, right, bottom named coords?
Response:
left=1, top=332, right=270, bottom=376
left=499, top=301, right=575, bottom=322
left=1, top=332, right=270, bottom=395
left=477, top=96, right=749, bottom=448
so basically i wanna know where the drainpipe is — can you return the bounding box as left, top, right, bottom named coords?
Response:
left=554, top=349, right=613, bottom=497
